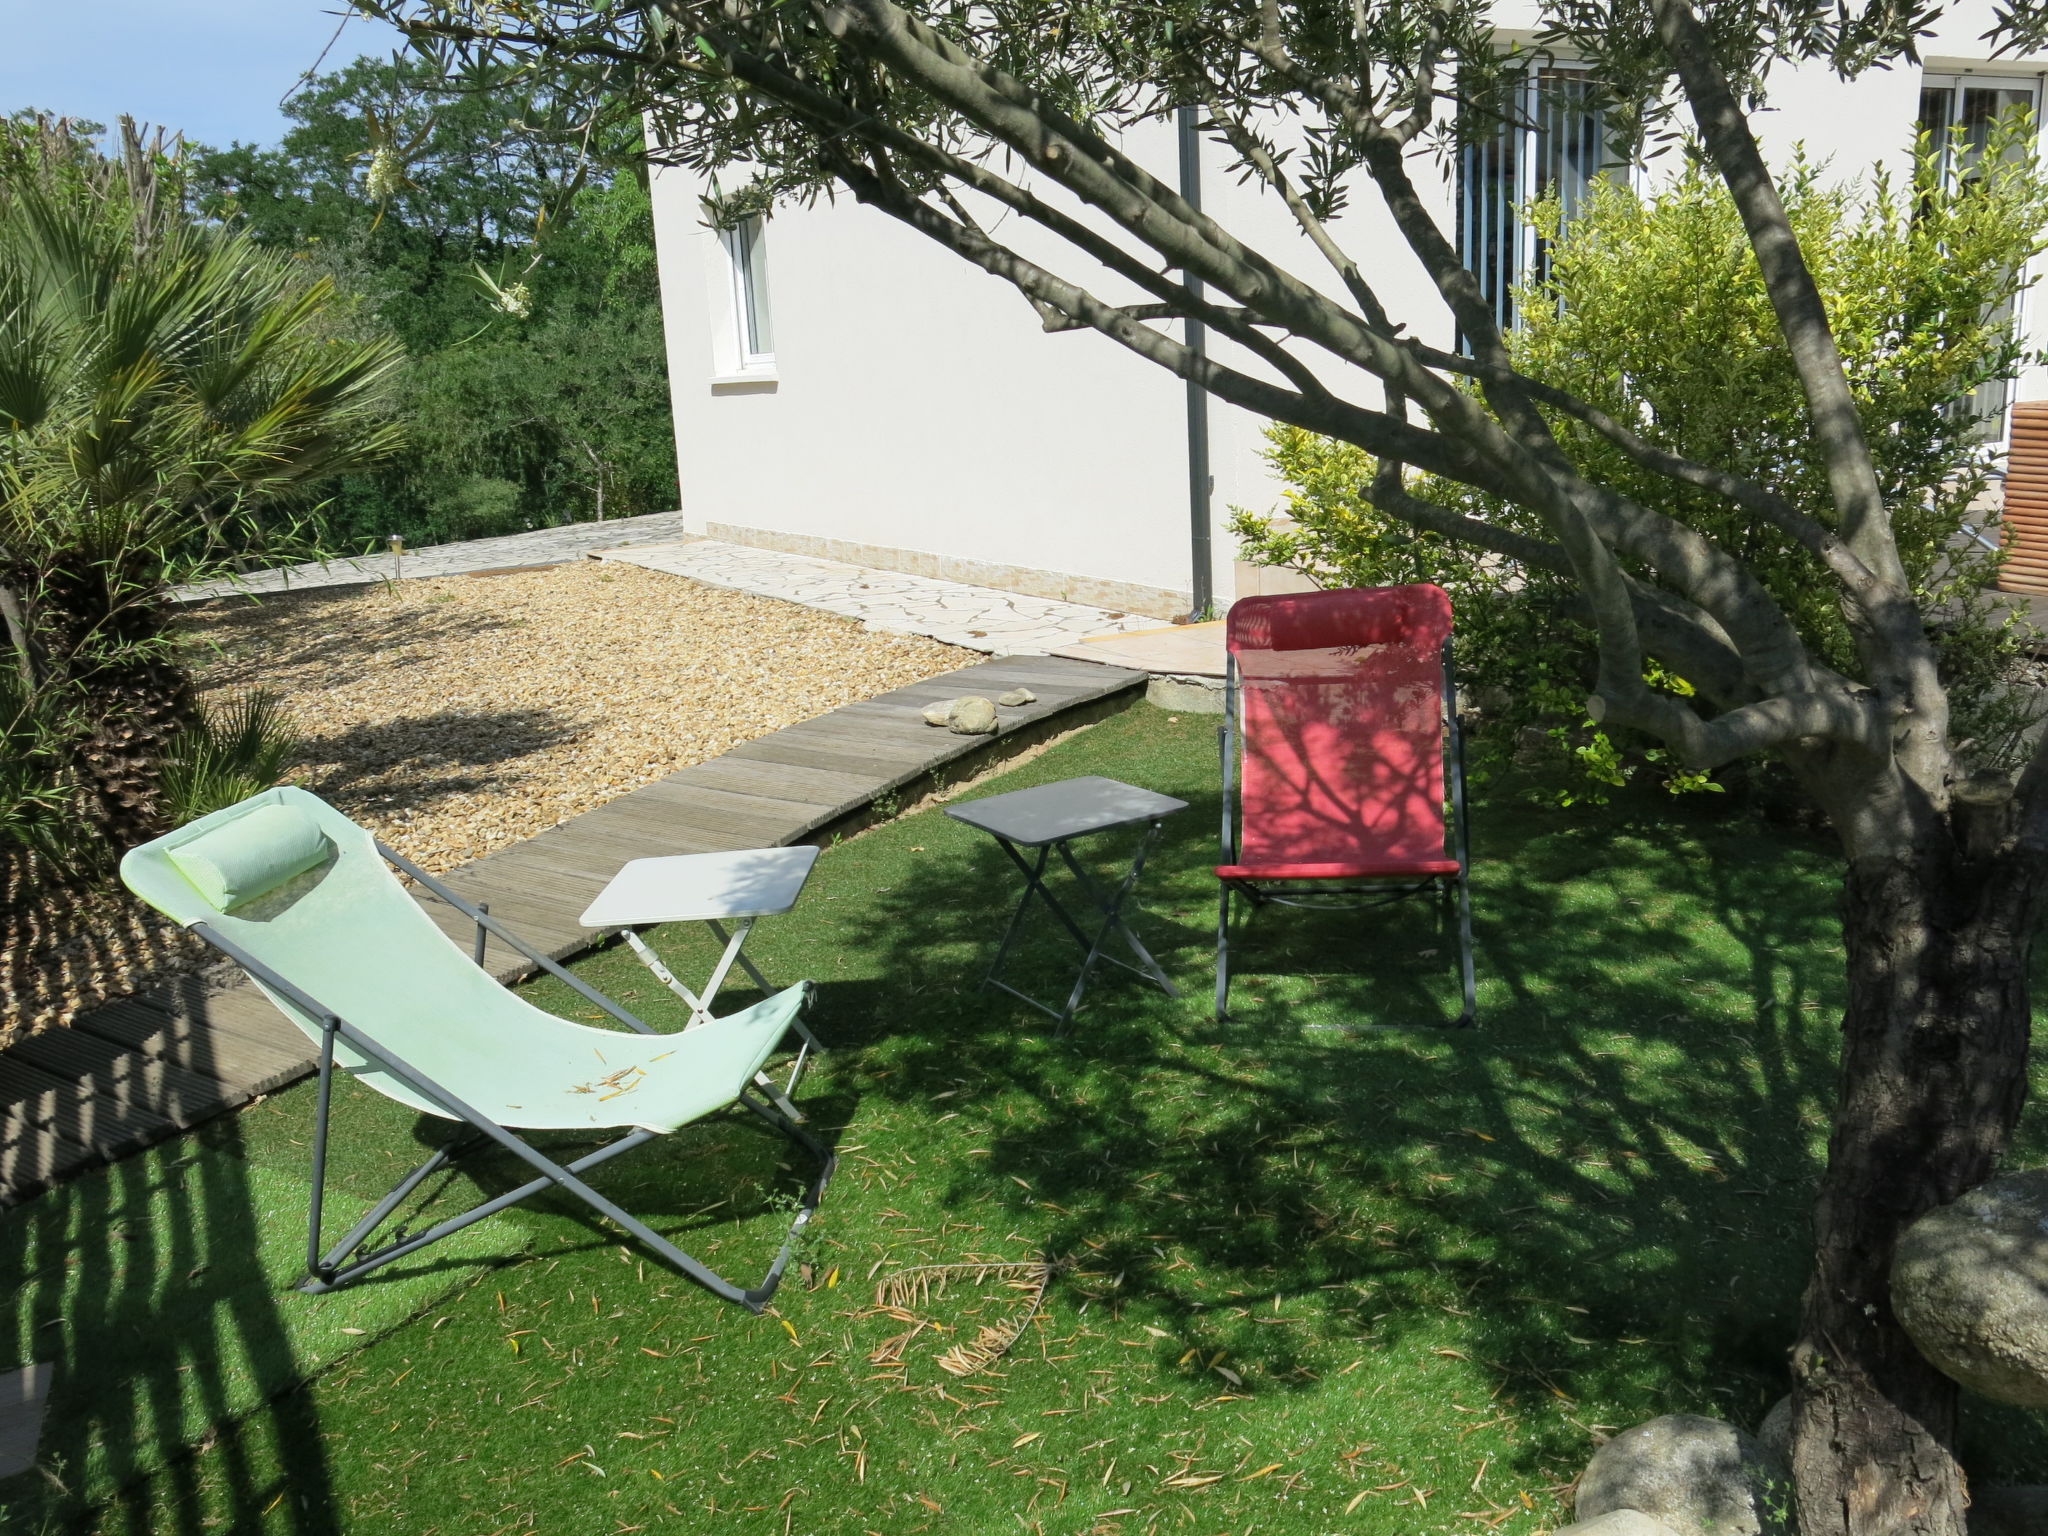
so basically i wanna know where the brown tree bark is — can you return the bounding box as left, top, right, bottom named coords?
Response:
left=1790, top=832, right=2041, bottom=1536
left=22, top=553, right=197, bottom=851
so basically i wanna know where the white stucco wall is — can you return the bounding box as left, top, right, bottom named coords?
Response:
left=648, top=2, right=2048, bottom=610
left=650, top=119, right=1205, bottom=613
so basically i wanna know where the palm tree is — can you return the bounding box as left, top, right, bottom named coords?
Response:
left=0, top=117, right=402, bottom=849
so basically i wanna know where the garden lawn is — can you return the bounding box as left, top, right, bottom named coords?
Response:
left=9, top=702, right=2047, bottom=1535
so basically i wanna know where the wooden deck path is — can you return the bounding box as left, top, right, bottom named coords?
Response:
left=0, top=655, right=1144, bottom=1206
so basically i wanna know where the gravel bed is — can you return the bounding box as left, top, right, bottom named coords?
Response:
left=183, top=560, right=970, bottom=873
left=4, top=562, right=967, bottom=1045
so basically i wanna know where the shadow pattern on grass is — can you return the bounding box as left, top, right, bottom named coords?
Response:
left=805, top=728, right=2048, bottom=1492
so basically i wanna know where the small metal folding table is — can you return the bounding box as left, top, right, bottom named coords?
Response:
left=947, top=775, right=1186, bottom=1024
left=581, top=847, right=825, bottom=1109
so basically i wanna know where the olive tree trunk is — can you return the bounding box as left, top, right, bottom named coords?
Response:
left=1790, top=823, right=2042, bottom=1536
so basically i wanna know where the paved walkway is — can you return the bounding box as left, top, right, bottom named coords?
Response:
left=600, top=538, right=1159, bottom=655
left=174, top=513, right=1157, bottom=658
left=173, top=510, right=699, bottom=600
left=0, top=654, right=1145, bottom=1206
left=1052, top=619, right=1227, bottom=677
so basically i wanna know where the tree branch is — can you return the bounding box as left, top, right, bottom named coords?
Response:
left=820, top=149, right=1535, bottom=508
left=1649, top=0, right=1953, bottom=791
left=1403, top=339, right=1890, bottom=600
left=1199, top=93, right=1394, bottom=332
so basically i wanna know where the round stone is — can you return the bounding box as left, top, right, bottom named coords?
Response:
left=1893, top=1169, right=2048, bottom=1408
left=1576, top=1414, right=1789, bottom=1536
left=945, top=696, right=998, bottom=735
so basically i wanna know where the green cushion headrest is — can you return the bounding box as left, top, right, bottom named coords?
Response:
left=166, top=802, right=331, bottom=912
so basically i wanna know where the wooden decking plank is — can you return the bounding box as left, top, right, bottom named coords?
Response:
left=665, top=756, right=879, bottom=814
left=410, top=894, right=588, bottom=977
left=472, top=837, right=671, bottom=888
left=870, top=663, right=1108, bottom=701
left=755, top=713, right=936, bottom=753
left=661, top=759, right=867, bottom=817
left=418, top=883, right=589, bottom=946
left=591, top=781, right=820, bottom=840
left=493, top=823, right=707, bottom=877
left=7, top=1028, right=233, bottom=1129
left=725, top=733, right=937, bottom=784
left=964, top=655, right=1136, bottom=683
left=0, top=1056, right=177, bottom=1159
left=574, top=790, right=812, bottom=847
left=527, top=803, right=737, bottom=851
left=74, top=998, right=308, bottom=1093
left=440, top=854, right=605, bottom=898
left=150, top=981, right=320, bottom=1086
left=0, top=1126, right=99, bottom=1204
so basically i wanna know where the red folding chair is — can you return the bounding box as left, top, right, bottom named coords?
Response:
left=1215, top=584, right=1475, bottom=1024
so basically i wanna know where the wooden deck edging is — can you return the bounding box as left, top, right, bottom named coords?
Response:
left=0, top=656, right=1145, bottom=1207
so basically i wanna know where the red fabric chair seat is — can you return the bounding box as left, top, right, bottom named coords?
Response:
left=1216, top=858, right=1461, bottom=882
left=1215, top=583, right=1476, bottom=1024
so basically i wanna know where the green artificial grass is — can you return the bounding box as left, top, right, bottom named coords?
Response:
left=8, top=701, right=2047, bottom=1534
left=0, top=1077, right=530, bottom=1521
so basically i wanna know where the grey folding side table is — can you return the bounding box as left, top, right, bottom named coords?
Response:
left=947, top=775, right=1186, bottom=1024
left=581, top=847, right=825, bottom=1112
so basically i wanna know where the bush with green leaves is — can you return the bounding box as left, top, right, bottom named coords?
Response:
left=0, top=114, right=397, bottom=854
left=1235, top=134, right=2048, bottom=801
left=189, top=57, right=678, bottom=549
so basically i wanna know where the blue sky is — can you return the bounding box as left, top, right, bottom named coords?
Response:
left=0, top=1, right=406, bottom=150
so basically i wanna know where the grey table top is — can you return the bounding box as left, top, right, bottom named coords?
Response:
left=579, top=845, right=821, bottom=926
left=946, top=775, right=1187, bottom=847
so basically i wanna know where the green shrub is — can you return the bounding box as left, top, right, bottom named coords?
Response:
left=158, top=691, right=301, bottom=828
left=1234, top=132, right=2048, bottom=801
left=0, top=114, right=397, bottom=851
left=0, top=662, right=88, bottom=869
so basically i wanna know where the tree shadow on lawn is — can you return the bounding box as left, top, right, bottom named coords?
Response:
left=0, top=1054, right=841, bottom=1536
left=393, top=1084, right=857, bottom=1291
left=764, top=742, right=2048, bottom=1489
left=0, top=1114, right=346, bottom=1536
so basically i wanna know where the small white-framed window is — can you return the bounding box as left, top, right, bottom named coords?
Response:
left=1457, top=66, right=1621, bottom=333
left=722, top=215, right=774, bottom=369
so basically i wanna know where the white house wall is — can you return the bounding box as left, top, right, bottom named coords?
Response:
left=650, top=117, right=1209, bottom=618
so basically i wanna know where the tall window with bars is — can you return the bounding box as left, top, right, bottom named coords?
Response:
left=1918, top=75, right=2038, bottom=438
left=1456, top=68, right=1614, bottom=334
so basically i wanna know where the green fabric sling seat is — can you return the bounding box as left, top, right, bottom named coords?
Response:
left=121, top=787, right=834, bottom=1311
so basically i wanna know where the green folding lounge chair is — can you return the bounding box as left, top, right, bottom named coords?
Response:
left=120, top=787, right=834, bottom=1312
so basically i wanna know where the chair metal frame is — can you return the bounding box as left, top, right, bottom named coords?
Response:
left=192, top=844, right=834, bottom=1314
left=1216, top=635, right=1476, bottom=1026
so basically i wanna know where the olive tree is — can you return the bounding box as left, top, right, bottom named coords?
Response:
left=365, top=1, right=2048, bottom=1529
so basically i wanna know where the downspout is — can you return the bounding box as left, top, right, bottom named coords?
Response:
left=1177, top=104, right=1214, bottom=620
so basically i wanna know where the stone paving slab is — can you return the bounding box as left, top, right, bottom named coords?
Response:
left=598, top=538, right=1161, bottom=656
left=173, top=510, right=699, bottom=601
left=1050, top=619, right=1228, bottom=678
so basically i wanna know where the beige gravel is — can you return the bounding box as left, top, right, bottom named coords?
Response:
left=182, top=560, right=971, bottom=874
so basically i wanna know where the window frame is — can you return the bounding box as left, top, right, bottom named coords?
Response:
left=1918, top=71, right=2042, bottom=441
left=1456, top=61, right=1625, bottom=335
left=720, top=214, right=775, bottom=372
